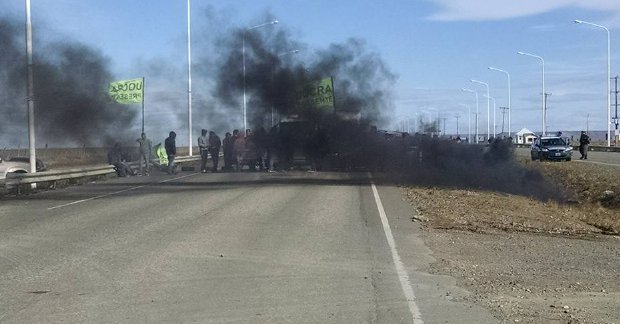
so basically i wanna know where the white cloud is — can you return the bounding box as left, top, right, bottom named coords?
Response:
left=427, top=0, right=620, bottom=25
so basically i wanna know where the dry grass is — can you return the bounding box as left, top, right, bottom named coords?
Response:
left=404, top=159, right=620, bottom=236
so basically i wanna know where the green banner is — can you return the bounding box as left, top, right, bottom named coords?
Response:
left=299, top=77, right=335, bottom=109
left=109, top=78, right=144, bottom=104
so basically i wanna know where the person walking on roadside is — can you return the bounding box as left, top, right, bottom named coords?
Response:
left=137, top=132, right=152, bottom=176
left=579, top=131, right=590, bottom=160
left=208, top=131, right=222, bottom=172
left=165, top=131, right=177, bottom=174
left=198, top=129, right=209, bottom=173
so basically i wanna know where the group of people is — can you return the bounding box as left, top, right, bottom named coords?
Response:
left=107, top=127, right=274, bottom=178
left=107, top=132, right=169, bottom=176
left=198, top=129, right=221, bottom=173
left=198, top=128, right=270, bottom=173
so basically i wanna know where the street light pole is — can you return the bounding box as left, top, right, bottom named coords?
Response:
left=518, top=51, right=545, bottom=136
left=25, top=0, right=36, bottom=175
left=471, top=79, right=490, bottom=140
left=575, top=19, right=611, bottom=147
left=461, top=89, right=479, bottom=143
left=488, top=67, right=511, bottom=137
left=243, top=19, right=278, bottom=132
left=187, top=0, right=193, bottom=156
left=484, top=95, right=496, bottom=137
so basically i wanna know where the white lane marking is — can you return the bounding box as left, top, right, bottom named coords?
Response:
left=47, top=173, right=198, bottom=210
left=575, top=160, right=620, bottom=167
left=371, top=181, right=424, bottom=324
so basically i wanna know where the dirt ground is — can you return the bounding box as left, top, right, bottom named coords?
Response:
left=403, top=159, right=620, bottom=324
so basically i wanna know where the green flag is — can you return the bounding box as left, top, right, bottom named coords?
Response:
left=109, top=78, right=144, bottom=104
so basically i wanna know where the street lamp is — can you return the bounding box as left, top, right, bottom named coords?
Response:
left=484, top=95, right=497, bottom=137
left=471, top=79, right=490, bottom=140
left=488, top=67, right=511, bottom=137
left=462, top=88, right=479, bottom=143
left=243, top=19, right=278, bottom=132
left=517, top=51, right=545, bottom=136
left=575, top=19, right=611, bottom=147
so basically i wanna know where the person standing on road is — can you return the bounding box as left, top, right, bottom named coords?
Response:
left=137, top=133, right=152, bottom=176
left=208, top=131, right=221, bottom=172
left=165, top=131, right=177, bottom=174
left=231, top=129, right=240, bottom=171
left=198, top=129, right=209, bottom=173
left=579, top=131, right=590, bottom=160
left=222, top=132, right=234, bottom=171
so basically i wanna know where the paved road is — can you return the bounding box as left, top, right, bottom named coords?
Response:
left=515, top=147, right=620, bottom=166
left=0, top=171, right=497, bottom=323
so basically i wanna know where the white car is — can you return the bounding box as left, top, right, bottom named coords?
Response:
left=0, top=157, right=47, bottom=181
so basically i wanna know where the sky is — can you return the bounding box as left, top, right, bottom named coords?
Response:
left=3, top=0, right=620, bottom=146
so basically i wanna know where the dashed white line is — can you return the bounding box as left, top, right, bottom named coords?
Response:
left=47, top=173, right=198, bottom=210
left=370, top=181, right=424, bottom=324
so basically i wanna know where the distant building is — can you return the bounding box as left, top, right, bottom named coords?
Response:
left=515, top=128, right=537, bottom=144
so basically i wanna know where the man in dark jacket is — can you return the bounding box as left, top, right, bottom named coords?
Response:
left=208, top=131, right=221, bottom=172
left=222, top=132, right=234, bottom=171
left=579, top=131, right=590, bottom=160
left=165, top=131, right=177, bottom=174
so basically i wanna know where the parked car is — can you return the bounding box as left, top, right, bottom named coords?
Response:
left=530, top=136, right=572, bottom=161
left=0, top=157, right=47, bottom=181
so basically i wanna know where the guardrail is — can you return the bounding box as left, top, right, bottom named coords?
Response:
left=3, top=155, right=201, bottom=192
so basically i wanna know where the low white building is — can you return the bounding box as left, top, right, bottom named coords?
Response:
left=515, top=128, right=537, bottom=144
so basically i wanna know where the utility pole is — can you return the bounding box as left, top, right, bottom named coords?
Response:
left=455, top=114, right=460, bottom=137
left=613, top=76, right=619, bottom=145
left=499, top=107, right=509, bottom=135
left=544, top=92, right=552, bottom=135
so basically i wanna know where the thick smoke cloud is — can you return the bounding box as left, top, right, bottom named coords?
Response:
left=0, top=17, right=136, bottom=148
left=0, top=18, right=27, bottom=147
left=207, top=17, right=397, bottom=130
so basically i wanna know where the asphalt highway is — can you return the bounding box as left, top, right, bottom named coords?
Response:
left=0, top=171, right=497, bottom=323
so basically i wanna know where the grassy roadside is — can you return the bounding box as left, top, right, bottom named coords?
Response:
left=405, top=158, right=619, bottom=236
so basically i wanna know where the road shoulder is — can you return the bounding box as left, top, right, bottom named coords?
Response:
left=368, top=183, right=498, bottom=323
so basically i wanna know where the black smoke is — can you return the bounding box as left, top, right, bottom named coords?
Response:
left=377, top=135, right=564, bottom=201
left=0, top=18, right=27, bottom=147
left=207, top=17, right=396, bottom=129
left=0, top=17, right=136, bottom=148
